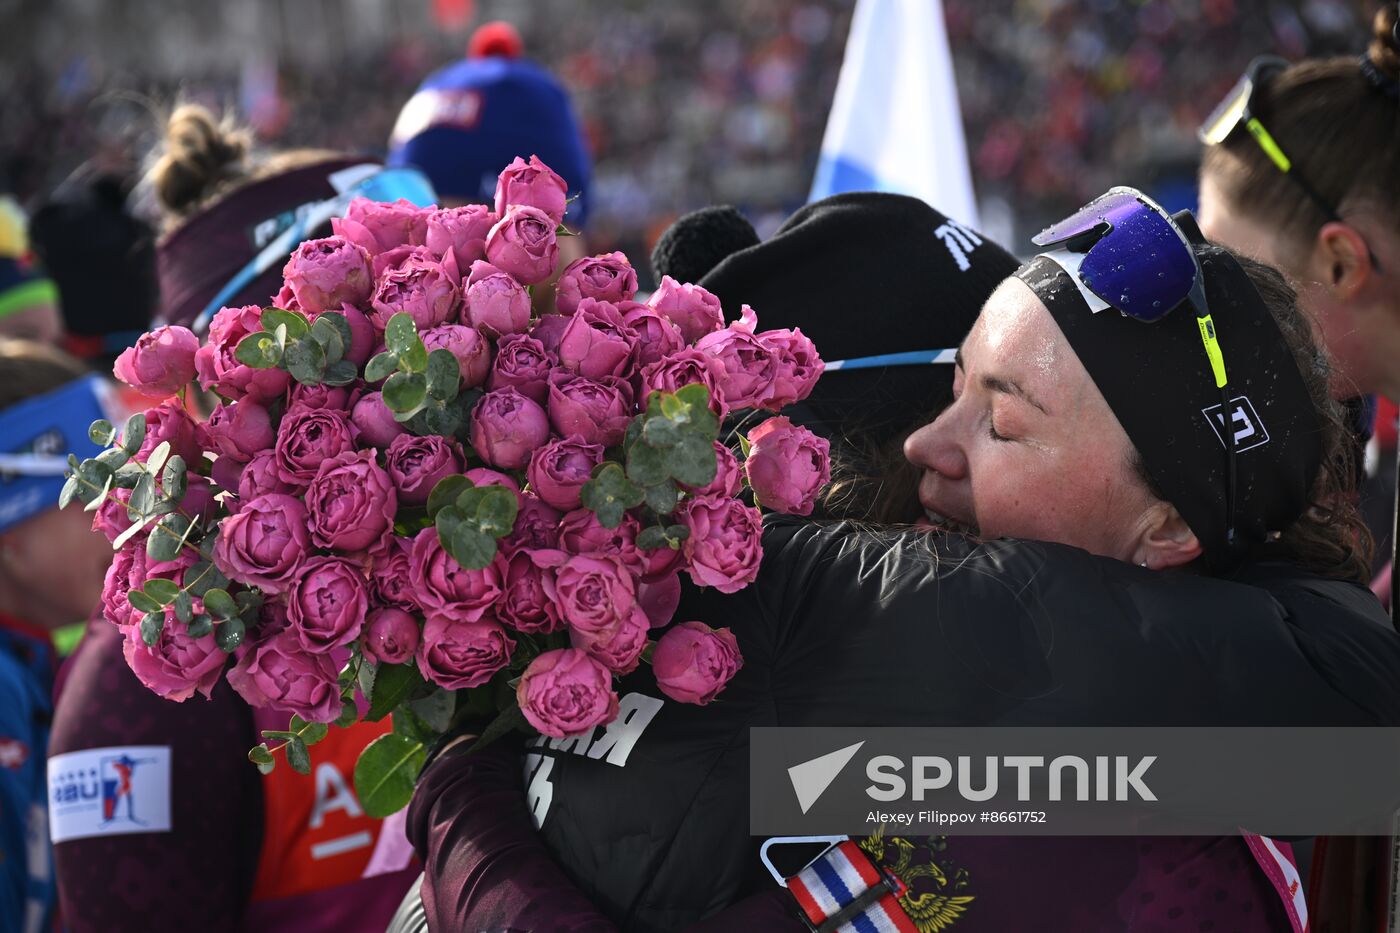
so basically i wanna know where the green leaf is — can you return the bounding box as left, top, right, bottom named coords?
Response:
left=427, top=475, right=473, bottom=519
left=58, top=475, right=80, bottom=509
left=203, top=587, right=238, bottom=620
left=408, top=688, right=456, bottom=734
left=580, top=463, right=645, bottom=529
left=283, top=338, right=328, bottom=387
left=174, top=589, right=194, bottom=624
left=143, top=441, right=172, bottom=481
left=641, top=415, right=683, bottom=447
left=663, top=523, right=691, bottom=544
left=81, top=470, right=114, bottom=514
left=121, top=413, right=147, bottom=455
left=665, top=433, right=718, bottom=488
left=737, top=432, right=752, bottom=458
left=248, top=743, right=276, bottom=775
left=285, top=735, right=312, bottom=775
left=425, top=349, right=461, bottom=401
left=384, top=313, right=421, bottom=356
left=261, top=307, right=310, bottom=340
left=143, top=578, right=181, bottom=605
left=334, top=703, right=359, bottom=728
left=322, top=360, right=358, bottom=386
left=234, top=332, right=282, bottom=369
left=111, top=512, right=157, bottom=550
left=140, top=610, right=165, bottom=646
left=89, top=418, right=116, bottom=446
left=382, top=371, right=428, bottom=414
left=437, top=508, right=498, bottom=570
left=128, top=589, right=161, bottom=614
left=636, top=525, right=671, bottom=550
left=96, top=446, right=131, bottom=471
left=353, top=732, right=427, bottom=818
left=74, top=458, right=114, bottom=506
left=185, top=561, right=228, bottom=598
left=358, top=658, right=378, bottom=703
left=145, top=513, right=191, bottom=562
left=366, top=662, right=427, bottom=722
left=365, top=351, right=400, bottom=384
left=111, top=463, right=144, bottom=489
left=312, top=312, right=353, bottom=363
left=644, top=481, right=680, bottom=515
left=128, top=473, right=156, bottom=516
left=625, top=441, right=669, bottom=487
left=162, top=455, right=187, bottom=502
left=456, top=485, right=519, bottom=539
left=659, top=391, right=685, bottom=421
left=408, top=401, right=464, bottom=439
left=673, top=384, right=720, bottom=434
left=399, top=342, right=429, bottom=375
left=290, top=715, right=330, bottom=746
left=215, top=616, right=246, bottom=652
left=187, top=613, right=214, bottom=638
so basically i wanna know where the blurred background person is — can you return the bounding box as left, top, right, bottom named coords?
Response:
left=0, top=199, right=62, bottom=345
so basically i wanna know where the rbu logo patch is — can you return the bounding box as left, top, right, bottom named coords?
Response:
left=1202, top=396, right=1269, bottom=453
left=48, top=745, right=172, bottom=843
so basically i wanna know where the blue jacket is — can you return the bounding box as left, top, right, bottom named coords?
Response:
left=0, top=614, right=54, bottom=933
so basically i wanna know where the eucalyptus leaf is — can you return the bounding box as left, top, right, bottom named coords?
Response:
left=234, top=332, right=281, bottom=369
left=140, top=610, right=165, bottom=646
left=74, top=458, right=114, bottom=507
left=202, top=587, right=239, bottom=620
left=399, top=342, right=429, bottom=375
left=382, top=371, right=428, bottom=414
left=427, top=475, right=473, bottom=519
left=162, top=455, right=187, bottom=503
left=261, top=307, right=310, bottom=340
left=215, top=616, right=246, bottom=652
left=309, top=316, right=345, bottom=362
left=407, top=402, right=463, bottom=439
left=89, top=418, right=116, bottom=446
left=248, top=743, right=275, bottom=775
left=643, top=481, right=680, bottom=515
left=665, top=433, right=718, bottom=488
left=284, top=338, right=327, bottom=387
left=425, top=349, right=461, bottom=401
left=353, top=732, right=427, bottom=818
left=384, top=313, right=421, bottom=355
left=143, top=441, right=172, bottom=481
left=95, top=446, right=130, bottom=471
left=128, top=589, right=161, bottom=614
left=184, top=561, right=228, bottom=598
left=121, top=413, right=147, bottom=455
left=146, top=513, right=190, bottom=562
left=365, top=351, right=400, bottom=384
left=636, top=525, right=671, bottom=551
left=57, top=476, right=80, bottom=509
left=111, top=512, right=157, bottom=550
left=625, top=441, right=669, bottom=487
left=314, top=312, right=353, bottom=363
left=437, top=508, right=497, bottom=570
left=285, top=735, right=311, bottom=775
left=290, top=714, right=330, bottom=746
left=143, top=578, right=181, bottom=605
left=174, top=589, right=194, bottom=624
left=187, top=613, right=214, bottom=638
left=322, top=360, right=358, bottom=386
left=82, top=471, right=114, bottom=514
left=335, top=703, right=359, bottom=728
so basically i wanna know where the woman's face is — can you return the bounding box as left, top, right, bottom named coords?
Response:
left=903, top=279, right=1184, bottom=564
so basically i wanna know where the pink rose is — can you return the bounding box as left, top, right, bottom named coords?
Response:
left=227, top=618, right=344, bottom=723
left=674, top=495, right=762, bottom=594
left=556, top=299, right=637, bottom=380
left=464, top=261, right=531, bottom=337
left=202, top=400, right=274, bottom=462
left=621, top=304, right=685, bottom=370
left=646, top=276, right=724, bottom=344
left=274, top=406, right=358, bottom=490
left=175, top=474, right=218, bottom=524
left=695, top=306, right=777, bottom=411
left=546, top=373, right=633, bottom=447
left=332, top=197, right=431, bottom=256
left=286, top=556, right=368, bottom=651
left=122, top=621, right=227, bottom=702
left=638, top=573, right=682, bottom=629
left=529, top=313, right=571, bottom=357
left=132, top=400, right=204, bottom=468
left=362, top=608, right=421, bottom=665
left=526, top=437, right=604, bottom=511
left=553, top=553, right=636, bottom=637
left=425, top=204, right=497, bottom=271
left=640, top=536, right=685, bottom=583
left=280, top=235, right=373, bottom=314
left=351, top=392, right=408, bottom=449
left=416, top=614, right=514, bottom=690
left=487, top=334, right=556, bottom=405
left=386, top=434, right=463, bottom=506
left=113, top=325, right=199, bottom=398
left=502, top=494, right=562, bottom=555
left=369, top=536, right=419, bottom=612
left=485, top=205, right=559, bottom=285
left=686, top=441, right=742, bottom=498
left=409, top=527, right=504, bottom=622
left=744, top=416, right=831, bottom=516
left=213, top=493, right=311, bottom=593
left=557, top=509, right=644, bottom=576
left=652, top=621, right=743, bottom=705
left=100, top=542, right=141, bottom=625
left=517, top=648, right=619, bottom=738
left=421, top=323, right=490, bottom=389
left=456, top=392, right=529, bottom=471
left=640, top=348, right=728, bottom=418
left=494, top=155, right=569, bottom=224
left=196, top=305, right=291, bottom=403
left=308, top=450, right=398, bottom=553
left=496, top=549, right=564, bottom=634
left=570, top=605, right=649, bottom=674
left=555, top=253, right=638, bottom=315
left=93, top=488, right=134, bottom=545
left=237, top=449, right=289, bottom=501
left=288, top=380, right=359, bottom=412
left=370, top=257, right=461, bottom=332
left=756, top=327, right=824, bottom=409
left=370, top=244, right=437, bottom=281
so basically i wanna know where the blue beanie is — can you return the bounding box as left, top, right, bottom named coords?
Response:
left=388, top=54, right=592, bottom=229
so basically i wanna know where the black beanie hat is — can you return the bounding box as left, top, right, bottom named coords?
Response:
left=692, top=192, right=1020, bottom=447
left=650, top=205, right=760, bottom=287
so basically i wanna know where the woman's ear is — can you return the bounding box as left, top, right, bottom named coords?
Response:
left=1312, top=222, right=1375, bottom=300
left=1132, top=504, right=1202, bottom=570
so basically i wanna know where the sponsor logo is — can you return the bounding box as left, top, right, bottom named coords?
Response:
left=48, top=746, right=172, bottom=843
left=0, top=737, right=29, bottom=769
left=934, top=220, right=984, bottom=273
left=1202, top=395, right=1270, bottom=452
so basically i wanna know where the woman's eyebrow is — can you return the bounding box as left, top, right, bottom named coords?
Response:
left=981, top=372, right=1048, bottom=414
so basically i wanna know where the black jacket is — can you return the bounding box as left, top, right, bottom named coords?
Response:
left=525, top=518, right=1400, bottom=931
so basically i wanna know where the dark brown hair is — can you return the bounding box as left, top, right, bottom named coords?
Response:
left=1201, top=6, right=1400, bottom=257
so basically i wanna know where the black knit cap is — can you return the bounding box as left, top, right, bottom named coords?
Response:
left=689, top=192, right=1020, bottom=446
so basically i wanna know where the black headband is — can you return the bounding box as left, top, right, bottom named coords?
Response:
left=1015, top=248, right=1322, bottom=569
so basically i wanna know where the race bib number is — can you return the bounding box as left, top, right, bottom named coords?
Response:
left=48, top=745, right=172, bottom=843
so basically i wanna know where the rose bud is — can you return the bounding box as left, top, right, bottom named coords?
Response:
left=288, top=381, right=358, bottom=412
left=685, top=441, right=742, bottom=499
left=471, top=388, right=550, bottom=470
left=368, top=536, right=419, bottom=612
left=530, top=313, right=571, bottom=357
left=409, top=527, right=504, bottom=623
left=113, top=325, right=199, bottom=399
left=464, top=261, right=531, bottom=338
left=213, top=493, right=312, bottom=593
left=674, top=495, right=762, bottom=594
left=501, top=494, right=562, bottom=555
left=488, top=334, right=556, bottom=404
left=638, top=573, right=682, bottom=629
left=651, top=621, right=743, bottom=705
left=570, top=605, right=649, bottom=674
left=370, top=244, right=436, bottom=280
left=370, top=256, right=461, bottom=332
left=640, top=348, right=728, bottom=419
left=237, top=449, right=290, bottom=501
left=646, top=276, right=724, bottom=344
left=496, top=549, right=564, bottom=634
left=743, top=416, right=831, bottom=516
left=756, top=327, right=823, bottom=409
left=361, top=607, right=421, bottom=665
left=425, top=204, right=497, bottom=271
left=554, top=553, right=636, bottom=638
left=558, top=509, right=644, bottom=576
left=131, top=399, right=204, bottom=468
left=227, top=620, right=344, bottom=723
left=286, top=556, right=369, bottom=652
left=546, top=373, right=633, bottom=447
left=331, top=196, right=432, bottom=256
left=556, top=299, right=637, bottom=380
left=281, top=235, right=373, bottom=313
left=494, top=154, right=570, bottom=224
left=621, top=304, right=685, bottom=370
left=695, top=305, right=777, bottom=411
left=202, top=401, right=274, bottom=462
left=555, top=253, right=639, bottom=316
left=308, top=450, right=398, bottom=553
left=274, top=406, right=359, bottom=491
left=421, top=323, right=491, bottom=389
left=385, top=434, right=463, bottom=506
left=526, top=437, right=604, bottom=511
left=351, top=392, right=408, bottom=449
left=484, top=205, right=559, bottom=285
left=195, top=305, right=291, bottom=403
left=417, top=615, right=514, bottom=691
left=122, top=621, right=227, bottom=702
left=516, top=648, right=619, bottom=739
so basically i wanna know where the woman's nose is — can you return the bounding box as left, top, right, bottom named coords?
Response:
left=903, top=409, right=968, bottom=481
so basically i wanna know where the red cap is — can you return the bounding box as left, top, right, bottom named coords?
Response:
left=468, top=21, right=524, bottom=59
